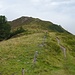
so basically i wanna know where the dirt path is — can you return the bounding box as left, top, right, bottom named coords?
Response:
left=56, top=37, right=66, bottom=58
left=39, top=35, right=47, bottom=47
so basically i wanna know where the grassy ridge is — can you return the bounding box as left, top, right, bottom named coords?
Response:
left=0, top=17, right=75, bottom=75
left=9, top=16, right=70, bottom=34
left=0, top=31, right=75, bottom=75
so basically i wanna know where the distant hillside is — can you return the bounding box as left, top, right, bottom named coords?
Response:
left=9, top=16, right=70, bottom=34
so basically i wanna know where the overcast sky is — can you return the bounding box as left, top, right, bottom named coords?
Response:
left=0, top=0, right=75, bottom=34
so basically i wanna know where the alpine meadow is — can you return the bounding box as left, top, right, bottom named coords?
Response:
left=0, top=16, right=75, bottom=75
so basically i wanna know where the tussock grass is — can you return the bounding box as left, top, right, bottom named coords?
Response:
left=0, top=30, right=75, bottom=75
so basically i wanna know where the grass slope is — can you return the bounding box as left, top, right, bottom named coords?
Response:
left=9, top=16, right=70, bottom=34
left=0, top=16, right=75, bottom=75
left=0, top=31, right=75, bottom=75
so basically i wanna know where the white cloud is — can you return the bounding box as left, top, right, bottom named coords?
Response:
left=0, top=0, right=75, bottom=34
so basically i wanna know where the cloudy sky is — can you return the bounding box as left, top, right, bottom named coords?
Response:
left=0, top=0, right=75, bottom=34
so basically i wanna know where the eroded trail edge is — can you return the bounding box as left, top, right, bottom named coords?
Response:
left=56, top=37, right=66, bottom=58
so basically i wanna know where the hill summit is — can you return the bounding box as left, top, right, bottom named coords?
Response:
left=9, top=16, right=70, bottom=34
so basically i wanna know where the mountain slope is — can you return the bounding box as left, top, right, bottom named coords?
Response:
left=9, top=16, right=70, bottom=34
left=0, top=16, right=75, bottom=75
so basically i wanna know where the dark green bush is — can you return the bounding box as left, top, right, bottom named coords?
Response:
left=10, top=26, right=25, bottom=37
left=0, top=15, right=11, bottom=40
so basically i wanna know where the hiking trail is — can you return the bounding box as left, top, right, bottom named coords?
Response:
left=56, top=37, right=66, bottom=58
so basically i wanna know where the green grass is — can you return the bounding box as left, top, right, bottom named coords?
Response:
left=0, top=17, right=75, bottom=75
left=0, top=31, right=75, bottom=75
